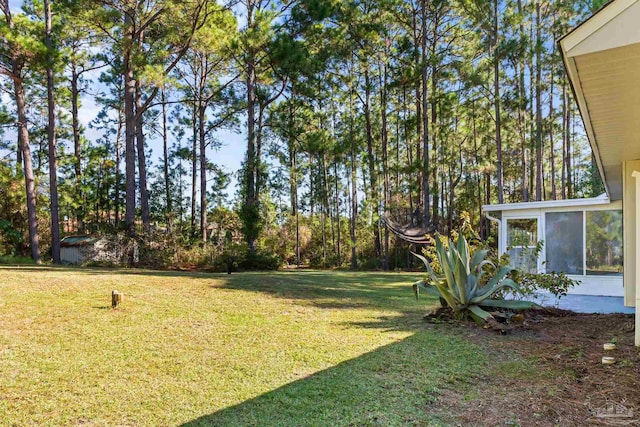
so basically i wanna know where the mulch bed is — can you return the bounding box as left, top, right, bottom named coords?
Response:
left=429, top=309, right=640, bottom=426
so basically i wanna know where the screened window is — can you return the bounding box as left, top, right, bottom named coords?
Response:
left=506, top=218, right=538, bottom=273
left=586, top=210, right=623, bottom=276
left=545, top=211, right=583, bottom=275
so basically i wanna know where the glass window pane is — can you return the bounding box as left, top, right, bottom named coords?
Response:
left=507, top=219, right=537, bottom=247
left=508, top=247, right=538, bottom=273
left=586, top=210, right=623, bottom=276
left=545, top=211, right=584, bottom=275
left=506, top=218, right=538, bottom=273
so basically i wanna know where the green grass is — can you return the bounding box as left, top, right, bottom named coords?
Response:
left=0, top=267, right=486, bottom=426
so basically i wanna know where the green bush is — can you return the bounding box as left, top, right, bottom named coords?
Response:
left=360, top=256, right=382, bottom=270
left=512, top=271, right=578, bottom=300
left=0, top=219, right=23, bottom=256
left=240, top=250, right=282, bottom=271
left=212, top=242, right=247, bottom=272
left=211, top=243, right=281, bottom=272
left=0, top=255, right=35, bottom=265
left=491, top=243, right=579, bottom=300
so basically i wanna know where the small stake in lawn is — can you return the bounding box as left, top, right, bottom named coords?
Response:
left=112, top=290, right=123, bottom=308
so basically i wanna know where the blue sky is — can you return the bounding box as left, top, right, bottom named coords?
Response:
left=5, top=0, right=246, bottom=203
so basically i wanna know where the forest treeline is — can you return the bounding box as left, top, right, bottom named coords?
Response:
left=0, top=0, right=606, bottom=269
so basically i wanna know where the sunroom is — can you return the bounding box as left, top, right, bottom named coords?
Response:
left=483, top=195, right=623, bottom=297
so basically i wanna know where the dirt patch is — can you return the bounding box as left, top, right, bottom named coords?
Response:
left=430, top=310, right=640, bottom=426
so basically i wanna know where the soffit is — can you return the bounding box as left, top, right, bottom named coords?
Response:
left=572, top=43, right=640, bottom=200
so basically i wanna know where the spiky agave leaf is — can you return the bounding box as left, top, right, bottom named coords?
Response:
left=475, top=259, right=495, bottom=285
left=485, top=265, right=515, bottom=289
left=479, top=299, right=540, bottom=310
left=457, top=235, right=470, bottom=274
left=453, top=242, right=470, bottom=303
left=411, top=252, right=460, bottom=309
left=466, top=274, right=479, bottom=302
left=436, top=238, right=458, bottom=296
left=410, top=251, right=441, bottom=285
left=470, top=278, right=521, bottom=304
left=470, top=249, right=489, bottom=271
left=443, top=237, right=468, bottom=303
left=412, top=279, right=441, bottom=300
left=468, top=304, right=494, bottom=325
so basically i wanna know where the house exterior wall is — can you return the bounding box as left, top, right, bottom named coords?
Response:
left=495, top=200, right=623, bottom=297
left=60, top=238, right=133, bottom=265
left=60, top=247, right=88, bottom=264
left=623, top=160, right=640, bottom=306
left=630, top=167, right=640, bottom=345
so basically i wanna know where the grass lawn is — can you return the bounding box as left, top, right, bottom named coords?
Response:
left=0, top=266, right=491, bottom=426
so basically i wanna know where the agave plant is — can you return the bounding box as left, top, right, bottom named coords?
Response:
left=412, top=233, right=537, bottom=324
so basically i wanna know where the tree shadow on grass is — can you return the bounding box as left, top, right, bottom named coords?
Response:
left=0, top=265, right=422, bottom=283
left=0, top=265, right=433, bottom=313
left=214, top=270, right=429, bottom=311
left=179, top=329, right=479, bottom=427
left=0, top=264, right=218, bottom=279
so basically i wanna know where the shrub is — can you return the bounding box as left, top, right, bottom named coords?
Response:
left=0, top=255, right=34, bottom=265
left=0, top=219, right=23, bottom=256
left=211, top=244, right=281, bottom=272
left=491, top=244, right=579, bottom=301
left=212, top=242, right=247, bottom=272
left=240, top=250, right=282, bottom=271
left=512, top=271, right=578, bottom=300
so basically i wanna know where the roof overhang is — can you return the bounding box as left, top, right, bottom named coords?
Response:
left=483, top=194, right=614, bottom=213
left=559, top=0, right=640, bottom=200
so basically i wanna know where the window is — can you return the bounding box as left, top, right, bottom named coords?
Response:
left=545, top=211, right=583, bottom=275
left=586, top=210, right=623, bottom=276
left=506, top=218, right=538, bottom=273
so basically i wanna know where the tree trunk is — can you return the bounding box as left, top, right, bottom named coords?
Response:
left=363, top=68, right=381, bottom=258
left=349, top=77, right=358, bottom=269
left=70, top=60, right=84, bottom=230
left=44, top=0, right=60, bottom=263
left=549, top=69, right=557, bottom=200
left=493, top=0, right=504, bottom=204
left=380, top=61, right=390, bottom=271
left=245, top=51, right=257, bottom=252
left=566, top=101, right=573, bottom=198
left=288, top=98, right=299, bottom=266
left=123, top=10, right=137, bottom=236
left=412, top=7, right=422, bottom=210
left=321, top=150, right=330, bottom=267
left=350, top=146, right=358, bottom=269
left=134, top=60, right=150, bottom=234
left=561, top=82, right=567, bottom=199
left=3, top=3, right=41, bottom=263
left=199, top=102, right=207, bottom=241
left=517, top=0, right=528, bottom=202
left=421, top=0, right=430, bottom=223
left=114, top=109, right=122, bottom=227
left=15, top=70, right=41, bottom=263
left=534, top=0, right=543, bottom=201
left=334, top=156, right=341, bottom=267
left=161, top=88, right=172, bottom=231
left=430, top=9, right=440, bottom=228
left=191, top=102, right=198, bottom=238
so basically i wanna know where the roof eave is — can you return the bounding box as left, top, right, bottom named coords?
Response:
left=557, top=0, right=640, bottom=200
left=482, top=195, right=615, bottom=213
left=558, top=43, right=611, bottom=198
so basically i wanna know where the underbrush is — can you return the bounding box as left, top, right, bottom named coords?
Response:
left=0, top=255, right=35, bottom=264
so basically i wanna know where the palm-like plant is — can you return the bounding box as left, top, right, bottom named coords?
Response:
left=412, top=233, right=537, bottom=324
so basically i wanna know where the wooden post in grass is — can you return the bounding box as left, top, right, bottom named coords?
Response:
left=112, top=290, right=122, bottom=308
